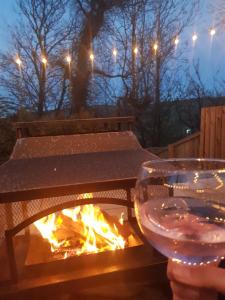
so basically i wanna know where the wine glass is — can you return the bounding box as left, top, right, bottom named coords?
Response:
left=134, top=159, right=225, bottom=265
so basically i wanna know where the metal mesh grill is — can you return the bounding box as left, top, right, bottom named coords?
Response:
left=0, top=189, right=130, bottom=239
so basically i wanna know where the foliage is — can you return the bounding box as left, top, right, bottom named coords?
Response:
left=0, top=119, right=16, bottom=164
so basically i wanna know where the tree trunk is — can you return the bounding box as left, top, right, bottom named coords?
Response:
left=71, top=0, right=125, bottom=115
left=38, top=64, right=46, bottom=117
left=152, top=11, right=161, bottom=146
left=71, top=4, right=106, bottom=115
left=153, top=54, right=161, bottom=146
left=131, top=13, right=137, bottom=100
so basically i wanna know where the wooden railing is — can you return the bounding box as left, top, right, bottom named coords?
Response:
left=168, top=132, right=200, bottom=158
left=14, top=116, right=135, bottom=138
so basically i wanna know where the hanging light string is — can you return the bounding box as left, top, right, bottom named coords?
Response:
left=14, top=28, right=217, bottom=67
left=66, top=55, right=71, bottom=64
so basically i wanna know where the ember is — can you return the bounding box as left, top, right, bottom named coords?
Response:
left=34, top=194, right=128, bottom=258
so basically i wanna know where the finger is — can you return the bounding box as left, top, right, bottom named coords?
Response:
left=170, top=281, right=200, bottom=300
left=168, top=260, right=225, bottom=295
left=170, top=281, right=217, bottom=300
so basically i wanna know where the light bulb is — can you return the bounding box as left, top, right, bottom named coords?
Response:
left=90, top=53, right=94, bottom=61
left=42, top=57, right=47, bottom=64
left=210, top=28, right=216, bottom=36
left=133, top=47, right=138, bottom=55
left=15, top=57, right=22, bottom=66
left=66, top=55, right=71, bottom=63
left=192, top=34, right=198, bottom=42
left=174, top=38, right=179, bottom=46
left=153, top=43, right=158, bottom=51
left=113, top=48, right=118, bottom=57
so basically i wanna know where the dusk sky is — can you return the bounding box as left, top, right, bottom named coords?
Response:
left=0, top=0, right=16, bottom=51
left=0, top=0, right=225, bottom=90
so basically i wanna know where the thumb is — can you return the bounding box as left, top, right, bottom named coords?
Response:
left=167, top=260, right=225, bottom=295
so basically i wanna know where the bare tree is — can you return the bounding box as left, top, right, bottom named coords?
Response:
left=175, top=61, right=215, bottom=132
left=70, top=0, right=128, bottom=114
left=103, top=0, right=199, bottom=145
left=0, top=0, right=73, bottom=117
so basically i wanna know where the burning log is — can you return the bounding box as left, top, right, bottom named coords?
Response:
left=51, top=213, right=124, bottom=255
left=27, top=205, right=143, bottom=266
left=54, top=214, right=112, bottom=252
left=54, top=214, right=84, bottom=242
left=34, top=205, right=135, bottom=258
left=101, top=210, right=132, bottom=239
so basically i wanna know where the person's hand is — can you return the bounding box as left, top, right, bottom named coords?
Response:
left=167, top=259, right=225, bottom=300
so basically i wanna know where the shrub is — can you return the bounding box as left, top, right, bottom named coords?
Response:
left=0, top=119, right=16, bottom=164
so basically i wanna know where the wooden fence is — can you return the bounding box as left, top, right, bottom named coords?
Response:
left=168, top=132, right=200, bottom=158
left=168, top=105, right=225, bottom=159
left=199, top=106, right=225, bottom=158
left=147, top=147, right=168, bottom=159
left=13, top=106, right=225, bottom=158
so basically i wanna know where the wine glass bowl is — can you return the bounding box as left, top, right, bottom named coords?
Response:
left=134, top=159, right=225, bottom=265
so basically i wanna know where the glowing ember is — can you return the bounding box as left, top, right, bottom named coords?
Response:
left=34, top=194, right=126, bottom=258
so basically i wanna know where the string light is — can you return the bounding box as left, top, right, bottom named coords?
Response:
left=210, top=28, right=216, bottom=37
left=112, top=48, right=118, bottom=57
left=153, top=43, right=158, bottom=52
left=192, top=33, right=198, bottom=42
left=66, top=55, right=71, bottom=63
left=41, top=57, right=47, bottom=64
left=89, top=53, right=95, bottom=61
left=133, top=47, right=138, bottom=55
left=15, top=57, right=22, bottom=66
left=11, top=30, right=222, bottom=69
left=174, top=37, right=179, bottom=46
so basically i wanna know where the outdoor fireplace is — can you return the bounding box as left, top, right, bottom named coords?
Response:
left=3, top=191, right=144, bottom=283
left=31, top=196, right=141, bottom=262
left=0, top=120, right=167, bottom=299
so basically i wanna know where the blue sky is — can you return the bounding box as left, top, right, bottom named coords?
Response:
left=0, top=0, right=224, bottom=90
left=189, top=0, right=225, bottom=88
left=0, top=0, right=17, bottom=51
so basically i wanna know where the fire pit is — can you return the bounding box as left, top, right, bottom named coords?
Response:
left=0, top=124, right=167, bottom=299
left=30, top=198, right=141, bottom=264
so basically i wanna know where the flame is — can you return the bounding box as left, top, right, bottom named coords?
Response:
left=119, top=212, right=124, bottom=225
left=34, top=193, right=126, bottom=258
left=34, top=214, right=65, bottom=252
left=62, top=206, right=80, bottom=222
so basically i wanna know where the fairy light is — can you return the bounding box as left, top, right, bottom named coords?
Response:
left=113, top=48, right=118, bottom=57
left=153, top=43, right=158, bottom=53
left=193, top=172, right=199, bottom=184
left=66, top=55, right=71, bottom=64
left=15, top=57, right=22, bottom=66
left=133, top=47, right=138, bottom=55
left=41, top=57, right=47, bottom=65
left=214, top=173, right=224, bottom=190
left=210, top=28, right=216, bottom=37
left=89, top=53, right=94, bottom=61
left=174, top=37, right=179, bottom=46
left=192, top=33, right=198, bottom=42
left=10, top=29, right=223, bottom=70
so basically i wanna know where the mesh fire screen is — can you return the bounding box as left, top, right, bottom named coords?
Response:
left=0, top=189, right=132, bottom=240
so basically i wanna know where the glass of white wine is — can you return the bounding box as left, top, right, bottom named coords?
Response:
left=134, top=159, right=225, bottom=265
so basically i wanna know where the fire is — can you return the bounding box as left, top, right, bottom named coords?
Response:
left=34, top=213, right=65, bottom=252
left=34, top=194, right=126, bottom=258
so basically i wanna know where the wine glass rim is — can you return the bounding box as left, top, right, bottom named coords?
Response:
left=142, top=158, right=225, bottom=173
